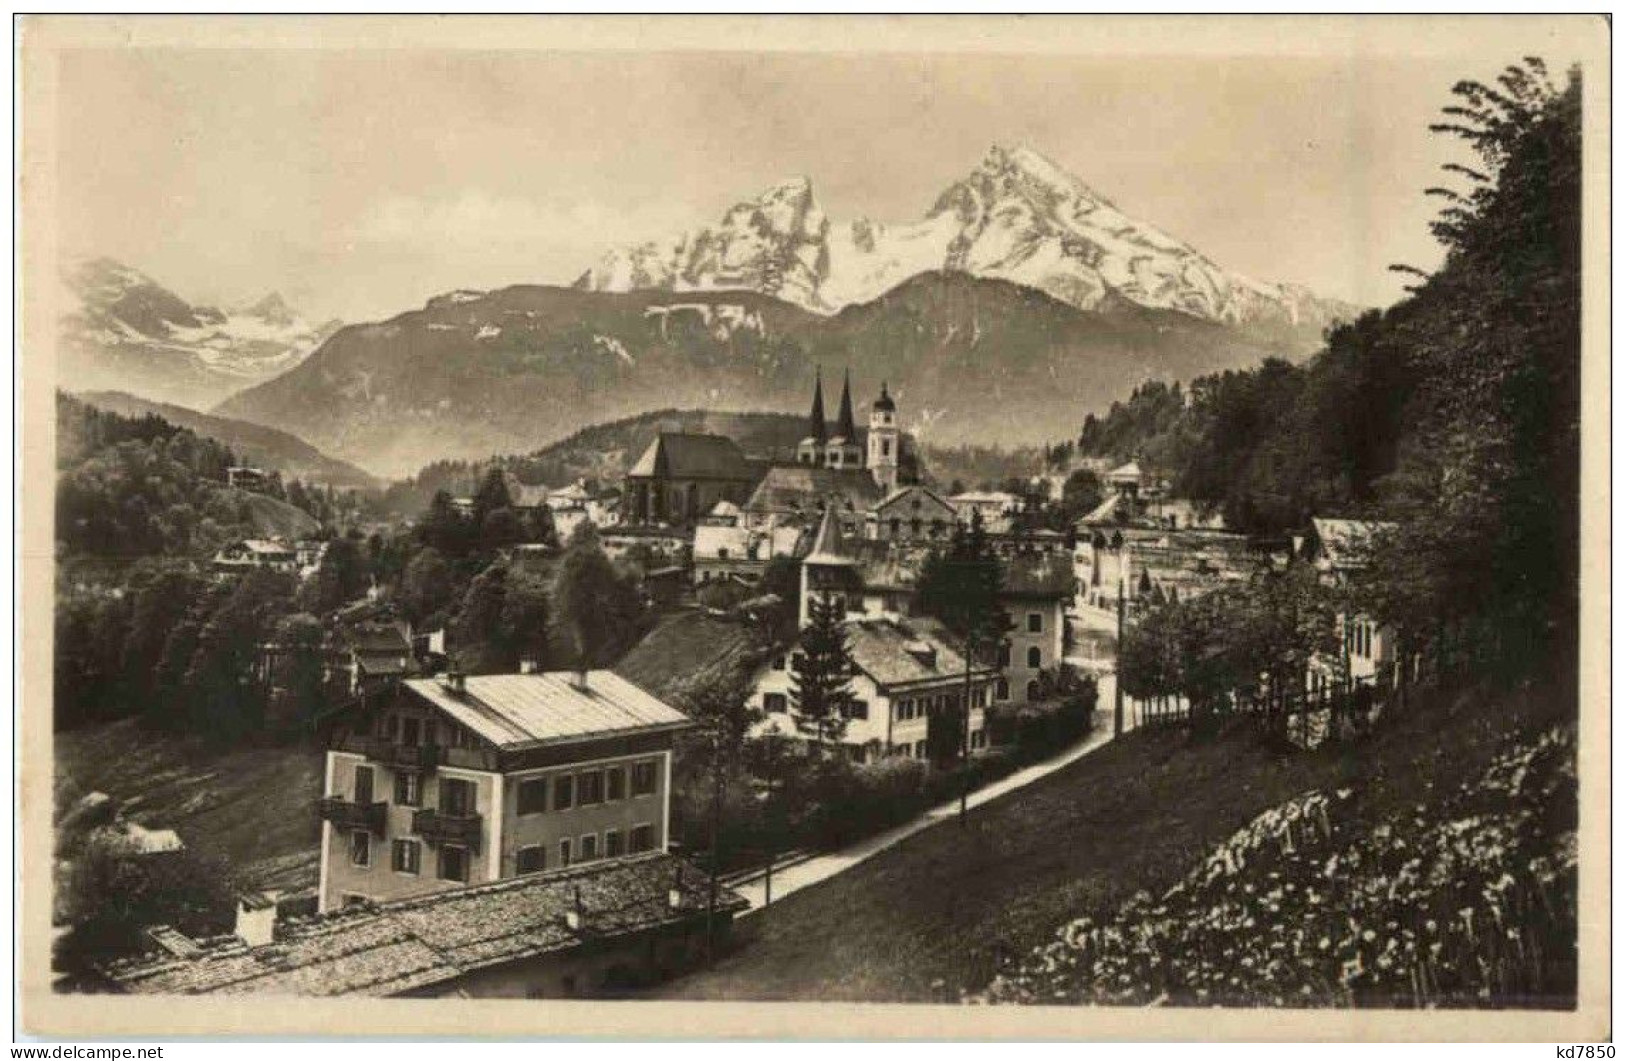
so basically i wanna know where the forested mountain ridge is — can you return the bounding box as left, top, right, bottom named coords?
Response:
left=218, top=272, right=1300, bottom=479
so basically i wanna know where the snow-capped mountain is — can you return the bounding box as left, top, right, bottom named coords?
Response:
left=58, top=258, right=342, bottom=409
left=577, top=144, right=1357, bottom=335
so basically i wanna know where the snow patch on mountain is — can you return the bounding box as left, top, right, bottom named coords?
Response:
left=579, top=144, right=1357, bottom=333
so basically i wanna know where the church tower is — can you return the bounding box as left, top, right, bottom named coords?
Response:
left=796, top=368, right=827, bottom=466
left=868, top=381, right=899, bottom=494
left=826, top=369, right=863, bottom=470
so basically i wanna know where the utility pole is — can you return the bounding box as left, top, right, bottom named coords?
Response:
left=1113, top=554, right=1126, bottom=739
left=763, top=734, right=777, bottom=908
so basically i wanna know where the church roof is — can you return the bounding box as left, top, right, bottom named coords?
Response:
left=804, top=506, right=858, bottom=567
left=627, top=433, right=755, bottom=483
left=834, top=369, right=859, bottom=442
left=804, top=370, right=828, bottom=445
left=743, top=464, right=883, bottom=515
left=872, top=381, right=896, bottom=413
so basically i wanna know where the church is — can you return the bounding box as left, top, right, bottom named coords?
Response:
left=793, top=368, right=900, bottom=495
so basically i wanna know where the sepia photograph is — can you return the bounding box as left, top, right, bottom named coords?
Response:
left=14, top=13, right=1611, bottom=1041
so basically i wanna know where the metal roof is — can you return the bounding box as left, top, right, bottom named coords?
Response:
left=402, top=671, right=691, bottom=750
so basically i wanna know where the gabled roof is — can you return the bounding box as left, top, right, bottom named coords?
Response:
left=614, top=611, right=764, bottom=704
left=1001, top=552, right=1076, bottom=599
left=1107, top=461, right=1143, bottom=483
left=627, top=433, right=755, bottom=482
left=1309, top=517, right=1396, bottom=570
left=872, top=484, right=956, bottom=516
left=340, top=622, right=411, bottom=655
left=744, top=464, right=882, bottom=515
left=843, top=618, right=992, bottom=688
left=99, top=853, right=744, bottom=997
left=950, top=491, right=1020, bottom=506
left=803, top=506, right=858, bottom=567
left=1078, top=493, right=1124, bottom=526
left=401, top=672, right=691, bottom=750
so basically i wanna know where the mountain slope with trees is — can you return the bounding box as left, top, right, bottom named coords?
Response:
left=219, top=273, right=1303, bottom=478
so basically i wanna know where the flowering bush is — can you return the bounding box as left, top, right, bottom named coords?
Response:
left=976, top=724, right=1577, bottom=1008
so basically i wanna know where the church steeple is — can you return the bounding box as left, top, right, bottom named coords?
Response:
left=835, top=368, right=858, bottom=441
left=805, top=368, right=828, bottom=445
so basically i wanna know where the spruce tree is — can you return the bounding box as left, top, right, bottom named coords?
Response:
left=788, top=593, right=854, bottom=750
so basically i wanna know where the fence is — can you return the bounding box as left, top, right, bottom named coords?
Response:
left=1136, top=663, right=1412, bottom=750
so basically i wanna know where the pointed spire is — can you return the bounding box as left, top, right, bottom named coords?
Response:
left=804, top=504, right=856, bottom=567
left=835, top=368, right=858, bottom=441
left=806, top=368, right=827, bottom=444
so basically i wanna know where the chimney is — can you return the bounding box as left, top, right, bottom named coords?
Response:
left=572, top=668, right=590, bottom=692
left=235, top=891, right=280, bottom=948
left=564, top=885, right=585, bottom=931
left=443, top=669, right=466, bottom=695
left=668, top=863, right=685, bottom=910
left=905, top=641, right=938, bottom=669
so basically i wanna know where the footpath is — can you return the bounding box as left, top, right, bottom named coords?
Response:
left=725, top=704, right=1126, bottom=915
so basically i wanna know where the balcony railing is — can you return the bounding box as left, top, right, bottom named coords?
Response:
left=361, top=739, right=443, bottom=772
left=412, top=808, right=482, bottom=850
left=317, top=796, right=387, bottom=833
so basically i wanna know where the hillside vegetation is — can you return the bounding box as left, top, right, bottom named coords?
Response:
left=77, top=390, right=376, bottom=489
left=657, top=675, right=1574, bottom=1004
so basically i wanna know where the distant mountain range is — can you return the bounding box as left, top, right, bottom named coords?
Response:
left=57, top=258, right=342, bottom=410
left=577, top=144, right=1358, bottom=342
left=76, top=390, right=378, bottom=490
left=219, top=271, right=1303, bottom=479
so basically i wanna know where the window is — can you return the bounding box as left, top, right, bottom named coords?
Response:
left=439, top=777, right=476, bottom=816
left=772, top=655, right=786, bottom=671
left=553, top=775, right=574, bottom=810
left=605, top=829, right=624, bottom=857
left=629, top=824, right=655, bottom=854
left=559, top=838, right=573, bottom=868
left=1027, top=646, right=1042, bottom=669
left=1026, top=680, right=1042, bottom=701
left=352, top=765, right=374, bottom=804
left=579, top=834, right=598, bottom=861
left=895, top=698, right=911, bottom=722
left=401, top=717, right=421, bottom=747
left=394, top=771, right=421, bottom=807
left=438, top=844, right=469, bottom=883
left=392, top=839, right=420, bottom=875
left=578, top=770, right=605, bottom=806
left=516, top=845, right=546, bottom=874
left=349, top=830, right=371, bottom=868
left=607, top=767, right=626, bottom=802
left=1028, top=612, right=1043, bottom=633
left=764, top=692, right=787, bottom=714
left=631, top=760, right=658, bottom=796
left=996, top=678, right=1010, bottom=701
left=998, top=644, right=1011, bottom=667
left=847, top=699, right=869, bottom=721
left=518, top=778, right=547, bottom=816
left=913, top=739, right=928, bottom=758
left=881, top=439, right=891, bottom=457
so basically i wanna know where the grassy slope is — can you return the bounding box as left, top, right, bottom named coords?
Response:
left=54, top=719, right=324, bottom=893
left=658, top=677, right=1574, bottom=1002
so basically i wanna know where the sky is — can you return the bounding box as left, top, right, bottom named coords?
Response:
left=49, top=36, right=1587, bottom=324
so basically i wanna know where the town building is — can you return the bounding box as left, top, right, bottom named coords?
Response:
left=750, top=615, right=994, bottom=763
left=211, top=538, right=298, bottom=576
left=316, top=670, right=690, bottom=914
left=867, top=484, right=957, bottom=543
left=949, top=490, right=1022, bottom=533
left=96, top=852, right=745, bottom=999
left=623, top=432, right=761, bottom=526
left=740, top=464, right=883, bottom=536
left=327, top=621, right=416, bottom=701
left=691, top=524, right=805, bottom=586
left=226, top=466, right=268, bottom=492
left=795, top=508, right=1072, bottom=708
left=792, top=369, right=902, bottom=492
left=1303, top=517, right=1398, bottom=685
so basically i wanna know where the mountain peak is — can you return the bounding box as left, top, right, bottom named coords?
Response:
left=579, top=146, right=1355, bottom=334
